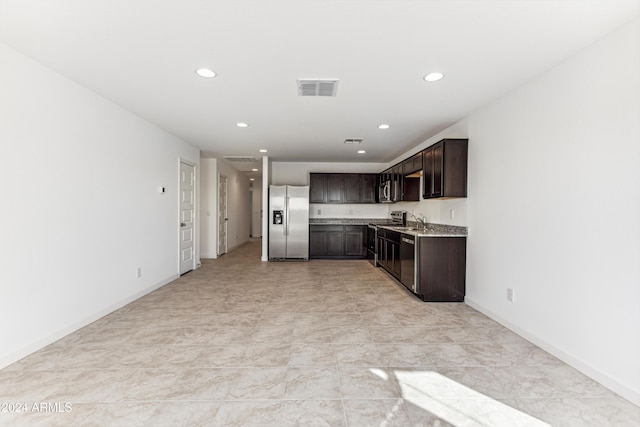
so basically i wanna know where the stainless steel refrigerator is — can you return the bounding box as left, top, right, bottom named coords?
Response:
left=269, top=185, right=309, bottom=261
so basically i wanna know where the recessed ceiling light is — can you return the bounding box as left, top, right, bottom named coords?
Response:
left=196, top=68, right=216, bottom=78
left=236, top=122, right=249, bottom=128
left=250, top=178, right=255, bottom=181
left=357, top=150, right=366, bottom=154
left=378, top=124, right=390, bottom=130
left=424, top=72, right=444, bottom=82
left=251, top=168, right=258, bottom=172
left=259, top=149, right=268, bottom=153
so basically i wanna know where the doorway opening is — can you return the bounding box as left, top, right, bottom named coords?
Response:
left=218, top=174, right=228, bottom=256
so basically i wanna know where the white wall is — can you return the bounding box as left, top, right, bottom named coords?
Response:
left=250, top=180, right=263, bottom=237
left=199, top=159, right=218, bottom=258
left=0, top=42, right=200, bottom=368
left=462, top=18, right=639, bottom=404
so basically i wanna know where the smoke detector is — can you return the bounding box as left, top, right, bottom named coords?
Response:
left=297, top=79, right=339, bottom=96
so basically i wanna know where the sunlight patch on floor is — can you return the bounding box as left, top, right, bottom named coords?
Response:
left=391, top=369, right=550, bottom=426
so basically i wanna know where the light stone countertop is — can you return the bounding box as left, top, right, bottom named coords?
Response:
left=309, top=218, right=393, bottom=226
left=376, top=223, right=467, bottom=237
left=308, top=218, right=468, bottom=237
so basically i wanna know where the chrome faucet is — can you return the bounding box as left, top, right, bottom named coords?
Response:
left=411, top=213, right=427, bottom=230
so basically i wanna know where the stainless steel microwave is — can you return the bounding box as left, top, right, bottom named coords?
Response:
left=379, top=180, right=396, bottom=203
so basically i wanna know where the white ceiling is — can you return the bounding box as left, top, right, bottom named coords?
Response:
left=1, top=0, right=638, bottom=179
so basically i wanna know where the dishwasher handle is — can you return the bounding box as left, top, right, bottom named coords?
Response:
left=402, top=237, right=415, bottom=245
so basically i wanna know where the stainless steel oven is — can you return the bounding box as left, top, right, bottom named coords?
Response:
left=367, top=224, right=377, bottom=265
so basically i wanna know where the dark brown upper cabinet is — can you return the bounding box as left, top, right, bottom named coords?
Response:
left=309, top=173, right=328, bottom=203
left=310, top=173, right=378, bottom=204
left=344, top=174, right=361, bottom=203
left=360, top=174, right=377, bottom=203
left=423, top=139, right=468, bottom=199
left=326, top=174, right=344, bottom=203
left=402, top=152, right=423, bottom=175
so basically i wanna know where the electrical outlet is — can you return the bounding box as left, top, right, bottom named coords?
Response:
left=137, top=267, right=142, bottom=278
left=317, top=209, right=321, bottom=215
left=507, top=288, right=514, bottom=302
left=450, top=209, right=455, bottom=219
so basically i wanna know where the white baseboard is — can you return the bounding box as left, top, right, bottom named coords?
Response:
left=0, top=274, right=178, bottom=370
left=465, top=297, right=640, bottom=406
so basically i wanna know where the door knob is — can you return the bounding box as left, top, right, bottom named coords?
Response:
left=180, top=222, right=186, bottom=227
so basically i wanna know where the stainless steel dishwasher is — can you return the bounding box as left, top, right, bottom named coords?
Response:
left=400, top=234, right=416, bottom=292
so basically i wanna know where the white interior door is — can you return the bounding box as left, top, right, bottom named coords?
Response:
left=218, top=175, right=228, bottom=256
left=179, top=161, right=195, bottom=275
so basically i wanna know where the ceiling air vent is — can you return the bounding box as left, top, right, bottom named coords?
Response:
left=297, top=79, right=339, bottom=96
left=344, top=139, right=363, bottom=144
left=223, top=156, right=259, bottom=163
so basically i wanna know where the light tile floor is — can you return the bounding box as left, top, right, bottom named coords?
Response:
left=1, top=240, right=638, bottom=426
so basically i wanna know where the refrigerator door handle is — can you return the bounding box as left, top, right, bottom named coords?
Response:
left=284, top=196, right=290, bottom=236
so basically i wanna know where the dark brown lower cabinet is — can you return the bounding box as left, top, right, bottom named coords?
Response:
left=416, top=237, right=466, bottom=302
left=376, top=229, right=401, bottom=280
left=326, top=229, right=345, bottom=257
left=344, top=226, right=366, bottom=256
left=309, top=225, right=366, bottom=259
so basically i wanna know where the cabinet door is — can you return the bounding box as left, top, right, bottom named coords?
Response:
left=360, top=174, right=377, bottom=203
left=309, top=174, right=327, bottom=203
left=423, top=148, right=434, bottom=198
left=344, top=174, right=361, bottom=203
left=402, top=158, right=414, bottom=175
left=379, top=239, right=399, bottom=278
left=442, top=139, right=468, bottom=198
left=403, top=152, right=423, bottom=175
left=403, top=177, right=420, bottom=201
left=418, top=237, right=466, bottom=301
left=382, top=240, right=391, bottom=271
left=432, top=142, right=444, bottom=198
left=391, top=241, right=401, bottom=278
left=377, top=237, right=386, bottom=268
left=309, top=229, right=327, bottom=257
left=422, top=139, right=467, bottom=199
left=326, top=231, right=344, bottom=256
left=326, top=174, right=344, bottom=203
left=412, top=152, right=423, bottom=173
left=344, top=226, right=365, bottom=256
